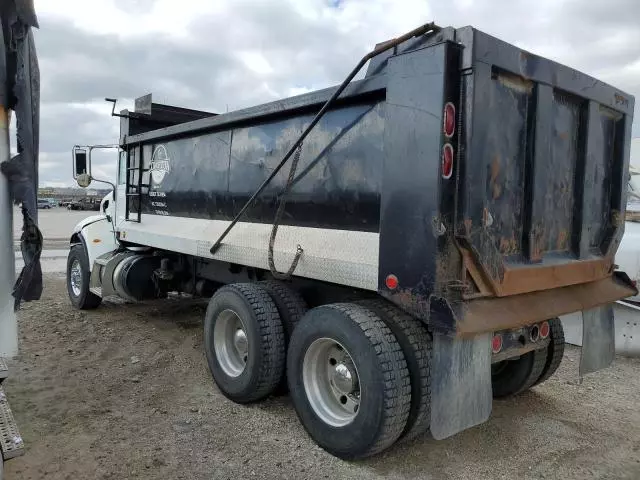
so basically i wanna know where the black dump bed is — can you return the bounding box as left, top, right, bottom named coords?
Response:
left=454, top=27, right=634, bottom=298
left=119, top=24, right=637, bottom=334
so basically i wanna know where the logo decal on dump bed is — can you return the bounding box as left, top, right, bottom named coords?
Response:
left=150, top=145, right=171, bottom=185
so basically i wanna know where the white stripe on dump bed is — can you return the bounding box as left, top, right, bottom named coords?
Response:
left=119, top=215, right=380, bottom=291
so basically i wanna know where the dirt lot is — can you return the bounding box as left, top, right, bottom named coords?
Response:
left=3, top=274, right=640, bottom=480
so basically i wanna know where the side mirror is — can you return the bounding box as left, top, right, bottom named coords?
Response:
left=76, top=173, right=92, bottom=188
left=73, top=147, right=89, bottom=177
left=73, top=146, right=93, bottom=188
left=71, top=144, right=118, bottom=192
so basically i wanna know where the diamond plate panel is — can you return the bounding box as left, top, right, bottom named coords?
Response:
left=0, top=387, right=24, bottom=460
left=124, top=216, right=379, bottom=291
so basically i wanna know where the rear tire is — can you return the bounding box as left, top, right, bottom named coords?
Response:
left=258, top=281, right=307, bottom=393
left=358, top=299, right=432, bottom=442
left=492, top=347, right=547, bottom=398
left=204, top=283, right=285, bottom=404
left=287, top=303, right=411, bottom=460
left=258, top=280, right=307, bottom=342
left=532, top=318, right=565, bottom=387
left=66, top=244, right=102, bottom=310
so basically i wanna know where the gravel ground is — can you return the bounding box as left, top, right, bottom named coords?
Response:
left=2, top=274, right=640, bottom=480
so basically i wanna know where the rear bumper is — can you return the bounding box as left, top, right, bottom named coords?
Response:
left=450, top=271, right=638, bottom=336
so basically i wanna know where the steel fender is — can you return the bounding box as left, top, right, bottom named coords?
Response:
left=70, top=193, right=113, bottom=235
left=72, top=214, right=107, bottom=235
left=73, top=219, right=117, bottom=271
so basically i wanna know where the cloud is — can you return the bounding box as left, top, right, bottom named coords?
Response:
left=22, top=0, right=640, bottom=187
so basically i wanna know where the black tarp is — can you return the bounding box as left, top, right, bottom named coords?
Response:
left=0, top=0, right=42, bottom=310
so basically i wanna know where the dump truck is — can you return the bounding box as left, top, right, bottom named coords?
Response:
left=66, top=23, right=637, bottom=460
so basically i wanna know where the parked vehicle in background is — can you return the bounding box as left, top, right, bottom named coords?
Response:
left=40, top=198, right=58, bottom=207
left=65, top=23, right=636, bottom=460
left=67, top=198, right=101, bottom=211
left=37, top=199, right=51, bottom=209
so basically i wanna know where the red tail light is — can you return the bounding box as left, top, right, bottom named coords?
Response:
left=539, top=321, right=550, bottom=339
left=385, top=274, right=399, bottom=290
left=443, top=102, right=456, bottom=137
left=492, top=334, right=503, bottom=354
left=442, top=143, right=454, bottom=179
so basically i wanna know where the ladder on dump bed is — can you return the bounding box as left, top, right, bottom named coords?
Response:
left=0, top=357, right=24, bottom=466
left=124, top=147, right=149, bottom=223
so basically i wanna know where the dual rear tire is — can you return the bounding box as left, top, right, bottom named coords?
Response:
left=203, top=284, right=432, bottom=459
left=491, top=318, right=565, bottom=398
left=286, top=303, right=412, bottom=459
left=203, top=281, right=309, bottom=403
left=203, top=283, right=287, bottom=404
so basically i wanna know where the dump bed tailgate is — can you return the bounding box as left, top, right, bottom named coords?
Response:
left=456, top=27, right=635, bottom=297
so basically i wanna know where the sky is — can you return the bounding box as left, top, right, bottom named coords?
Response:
left=21, top=0, right=640, bottom=187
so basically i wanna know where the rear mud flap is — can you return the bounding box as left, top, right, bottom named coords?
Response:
left=430, top=332, right=492, bottom=440
left=580, top=305, right=615, bottom=378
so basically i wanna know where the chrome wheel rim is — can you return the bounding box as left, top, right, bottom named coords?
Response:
left=302, top=337, right=361, bottom=427
left=70, top=259, right=82, bottom=297
left=213, top=309, right=248, bottom=378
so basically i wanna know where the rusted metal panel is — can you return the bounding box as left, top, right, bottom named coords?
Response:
left=455, top=273, right=636, bottom=336
left=496, top=257, right=613, bottom=296
left=527, top=87, right=581, bottom=261
left=458, top=243, right=613, bottom=298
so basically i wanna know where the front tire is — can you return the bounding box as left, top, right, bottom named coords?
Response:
left=204, top=283, right=285, bottom=404
left=66, top=244, right=102, bottom=310
left=287, top=303, right=411, bottom=460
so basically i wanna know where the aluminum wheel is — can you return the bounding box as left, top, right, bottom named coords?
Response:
left=303, top=337, right=361, bottom=427
left=213, top=309, right=249, bottom=378
left=69, top=259, right=82, bottom=297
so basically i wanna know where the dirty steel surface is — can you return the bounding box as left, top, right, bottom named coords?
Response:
left=3, top=274, right=640, bottom=480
